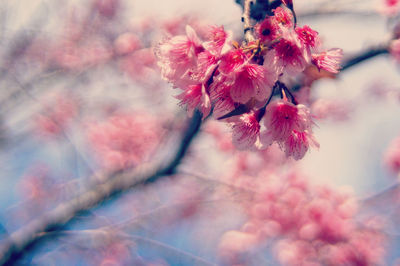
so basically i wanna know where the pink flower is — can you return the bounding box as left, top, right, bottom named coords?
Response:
left=191, top=50, right=218, bottom=83
left=176, top=83, right=211, bottom=118
left=263, top=100, right=317, bottom=160
left=155, top=25, right=202, bottom=86
left=264, top=100, right=313, bottom=141
left=217, top=49, right=277, bottom=104
left=284, top=130, right=319, bottom=160
left=255, top=16, right=280, bottom=43
left=202, top=25, right=232, bottom=56
left=229, top=64, right=274, bottom=103
left=232, top=112, right=261, bottom=150
left=312, top=48, right=343, bottom=74
left=273, top=7, right=294, bottom=28
left=218, top=49, right=247, bottom=75
left=209, top=75, right=236, bottom=118
left=296, top=25, right=319, bottom=49
left=273, top=30, right=310, bottom=75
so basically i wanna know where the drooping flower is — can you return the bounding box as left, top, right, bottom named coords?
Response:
left=264, top=100, right=313, bottom=141
left=273, top=30, right=310, bottom=75
left=209, top=75, right=236, bottom=118
left=191, top=50, right=219, bottom=83
left=231, top=111, right=261, bottom=150
left=176, top=83, right=211, bottom=118
left=283, top=130, right=319, bottom=160
left=312, top=48, right=343, bottom=74
left=262, top=99, right=317, bottom=159
left=230, top=64, right=274, bottom=103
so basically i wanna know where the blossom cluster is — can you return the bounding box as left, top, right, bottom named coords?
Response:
left=156, top=5, right=342, bottom=160
left=87, top=112, right=162, bottom=171
left=218, top=170, right=387, bottom=266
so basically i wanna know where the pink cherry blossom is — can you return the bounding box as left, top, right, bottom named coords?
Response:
left=209, top=75, right=236, bottom=118
left=218, top=49, right=247, bottom=75
left=283, top=130, right=319, bottom=160
left=229, top=64, right=274, bottom=103
left=273, top=30, right=310, bottom=75
left=176, top=83, right=211, bottom=118
left=273, top=7, right=294, bottom=28
left=202, top=25, right=232, bottom=56
left=264, top=100, right=312, bottom=141
left=255, top=16, right=280, bottom=43
left=231, top=111, right=261, bottom=150
left=191, top=50, right=219, bottom=83
left=296, top=25, right=320, bottom=49
left=312, top=48, right=343, bottom=74
left=155, top=25, right=202, bottom=86
left=262, top=100, right=317, bottom=159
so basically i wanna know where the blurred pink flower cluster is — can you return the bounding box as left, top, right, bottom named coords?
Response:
left=218, top=168, right=386, bottom=266
left=87, top=113, right=163, bottom=170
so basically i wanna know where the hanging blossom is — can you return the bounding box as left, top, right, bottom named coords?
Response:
left=155, top=2, right=342, bottom=160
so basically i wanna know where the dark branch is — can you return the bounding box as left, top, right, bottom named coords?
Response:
left=341, top=46, right=389, bottom=71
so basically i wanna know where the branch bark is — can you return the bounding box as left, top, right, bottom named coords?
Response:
left=0, top=111, right=203, bottom=265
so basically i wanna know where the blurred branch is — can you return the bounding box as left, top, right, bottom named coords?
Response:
left=0, top=111, right=203, bottom=265
left=341, top=45, right=389, bottom=71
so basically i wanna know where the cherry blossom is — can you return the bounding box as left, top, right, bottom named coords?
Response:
left=312, top=48, right=343, bottom=74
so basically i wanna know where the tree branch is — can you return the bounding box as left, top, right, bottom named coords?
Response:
left=0, top=111, right=203, bottom=265
left=242, top=0, right=256, bottom=42
left=341, top=45, right=389, bottom=71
